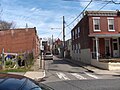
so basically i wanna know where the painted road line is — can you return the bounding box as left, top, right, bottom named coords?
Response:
left=56, top=72, right=70, bottom=80
left=70, top=73, right=87, bottom=80
left=84, top=72, right=98, bottom=79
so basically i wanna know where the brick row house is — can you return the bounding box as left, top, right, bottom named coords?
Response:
left=71, top=10, right=120, bottom=64
left=0, top=27, right=40, bottom=58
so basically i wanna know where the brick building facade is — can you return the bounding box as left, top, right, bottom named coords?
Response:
left=71, top=10, right=120, bottom=64
left=0, top=27, right=40, bottom=58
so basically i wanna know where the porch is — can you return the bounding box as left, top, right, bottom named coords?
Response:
left=90, top=34, right=120, bottom=61
left=90, top=35, right=120, bottom=70
left=91, top=59, right=120, bottom=70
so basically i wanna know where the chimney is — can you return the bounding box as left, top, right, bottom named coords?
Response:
left=25, top=23, right=28, bottom=32
left=116, top=10, right=120, bottom=16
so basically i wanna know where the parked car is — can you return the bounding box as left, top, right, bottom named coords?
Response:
left=0, top=73, right=54, bottom=90
left=44, top=52, right=53, bottom=60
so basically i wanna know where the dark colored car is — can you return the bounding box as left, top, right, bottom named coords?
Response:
left=0, top=73, right=54, bottom=90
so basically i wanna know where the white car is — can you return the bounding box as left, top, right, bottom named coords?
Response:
left=44, top=52, right=53, bottom=60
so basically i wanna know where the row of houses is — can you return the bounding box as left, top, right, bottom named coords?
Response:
left=65, top=10, right=120, bottom=70
left=0, top=27, right=40, bottom=59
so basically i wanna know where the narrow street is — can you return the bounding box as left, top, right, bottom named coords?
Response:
left=41, top=56, right=120, bottom=90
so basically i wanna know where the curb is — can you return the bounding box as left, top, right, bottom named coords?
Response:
left=64, top=58, right=96, bottom=73
left=24, top=70, right=46, bottom=81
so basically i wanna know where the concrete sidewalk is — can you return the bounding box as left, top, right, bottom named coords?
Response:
left=65, top=58, right=120, bottom=75
left=24, top=56, right=45, bottom=81
left=83, top=65, right=119, bottom=75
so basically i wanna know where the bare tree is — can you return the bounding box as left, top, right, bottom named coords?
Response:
left=0, top=4, right=15, bottom=30
left=0, top=20, right=16, bottom=30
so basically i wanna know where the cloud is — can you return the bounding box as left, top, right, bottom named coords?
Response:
left=30, top=7, right=36, bottom=11
left=2, top=0, right=120, bottom=40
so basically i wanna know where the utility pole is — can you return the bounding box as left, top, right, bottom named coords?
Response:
left=63, top=16, right=65, bottom=58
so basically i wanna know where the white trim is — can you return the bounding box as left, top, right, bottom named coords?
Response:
left=93, top=38, right=99, bottom=52
left=93, top=29, right=101, bottom=32
left=95, top=37, right=99, bottom=61
left=107, top=17, right=114, bottom=19
left=112, top=38, right=119, bottom=57
left=108, top=18, right=115, bottom=32
left=93, top=17, right=100, bottom=19
left=108, top=29, right=115, bottom=31
left=93, top=17, right=101, bottom=32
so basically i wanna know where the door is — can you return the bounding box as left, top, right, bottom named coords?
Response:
left=105, top=39, right=111, bottom=57
left=113, top=38, right=119, bottom=57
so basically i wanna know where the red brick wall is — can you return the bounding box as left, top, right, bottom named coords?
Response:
left=72, top=16, right=90, bottom=49
left=0, top=28, right=40, bottom=58
left=89, top=16, right=120, bottom=34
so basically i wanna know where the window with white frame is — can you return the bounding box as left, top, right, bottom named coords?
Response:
left=72, top=31, right=74, bottom=40
left=93, top=17, right=100, bottom=31
left=75, top=29, right=77, bottom=39
left=108, top=18, right=115, bottom=31
left=78, top=27, right=80, bottom=37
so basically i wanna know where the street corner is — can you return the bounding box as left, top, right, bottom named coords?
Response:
left=24, top=70, right=46, bottom=81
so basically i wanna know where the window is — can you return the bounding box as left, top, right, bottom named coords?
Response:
left=75, top=29, right=77, bottom=39
left=78, top=27, right=80, bottom=37
left=93, top=17, right=100, bottom=31
left=72, top=31, right=74, bottom=40
left=108, top=18, right=115, bottom=31
left=76, top=44, right=78, bottom=53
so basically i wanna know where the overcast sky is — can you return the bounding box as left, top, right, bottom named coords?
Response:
left=1, top=0, right=120, bottom=40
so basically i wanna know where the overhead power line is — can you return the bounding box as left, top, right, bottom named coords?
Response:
left=66, top=0, right=92, bottom=28
left=63, top=0, right=112, bottom=2
left=56, top=31, right=62, bottom=39
left=112, top=0, right=120, bottom=4
left=98, top=0, right=112, bottom=11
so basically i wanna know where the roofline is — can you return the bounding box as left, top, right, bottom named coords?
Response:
left=0, top=27, right=36, bottom=31
left=85, top=10, right=120, bottom=16
left=89, top=34, right=120, bottom=38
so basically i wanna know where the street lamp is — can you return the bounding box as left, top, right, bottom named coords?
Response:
left=51, top=28, right=62, bottom=55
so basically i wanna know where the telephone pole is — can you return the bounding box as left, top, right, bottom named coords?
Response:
left=63, top=16, right=65, bottom=58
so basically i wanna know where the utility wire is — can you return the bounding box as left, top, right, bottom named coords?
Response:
left=65, top=23, right=72, bottom=36
left=66, top=0, right=92, bottom=28
left=56, top=31, right=62, bottom=39
left=98, top=0, right=112, bottom=11
left=63, top=0, right=112, bottom=2
left=112, top=0, right=120, bottom=4
left=39, top=32, right=50, bottom=35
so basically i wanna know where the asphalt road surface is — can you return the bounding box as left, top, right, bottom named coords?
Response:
left=41, top=56, right=120, bottom=90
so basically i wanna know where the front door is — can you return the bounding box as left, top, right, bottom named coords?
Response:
left=105, top=39, right=111, bottom=57
left=113, top=38, right=119, bottom=57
